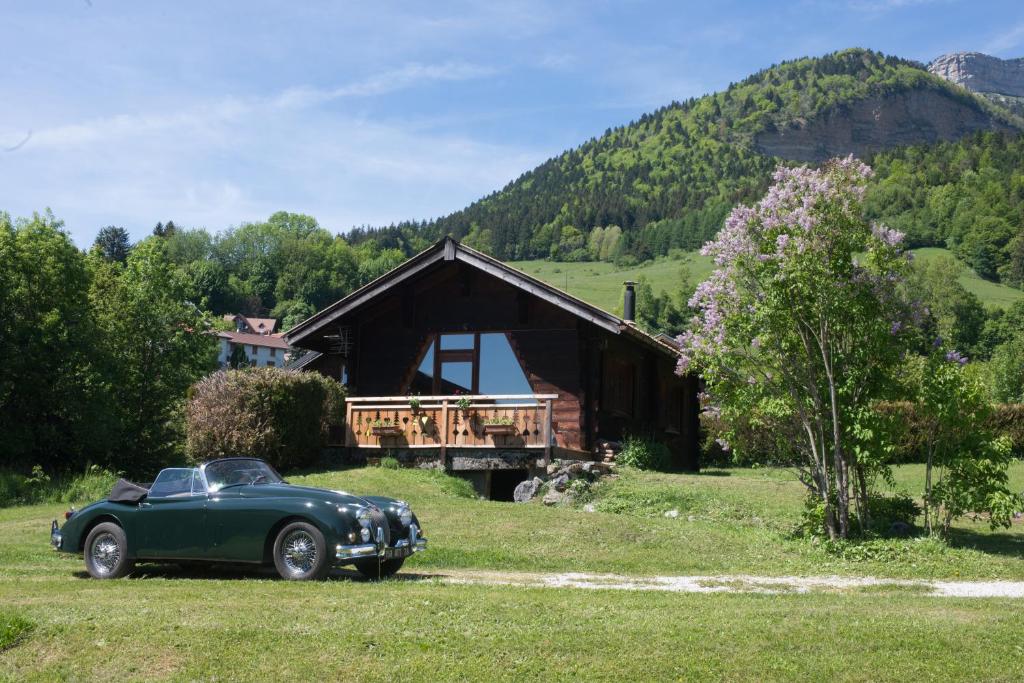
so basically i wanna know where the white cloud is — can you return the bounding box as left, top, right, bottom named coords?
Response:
left=0, top=60, right=542, bottom=244
left=983, top=23, right=1024, bottom=56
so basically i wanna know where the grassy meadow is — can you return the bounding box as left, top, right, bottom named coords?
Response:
left=511, top=246, right=1024, bottom=313
left=2, top=464, right=1023, bottom=681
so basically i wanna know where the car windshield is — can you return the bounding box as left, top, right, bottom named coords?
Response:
left=203, top=459, right=283, bottom=492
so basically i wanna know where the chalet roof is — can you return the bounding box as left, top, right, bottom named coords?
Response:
left=223, top=314, right=278, bottom=334
left=284, top=237, right=680, bottom=360
left=217, top=330, right=291, bottom=350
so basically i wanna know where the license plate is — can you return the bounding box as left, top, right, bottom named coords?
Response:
left=383, top=547, right=409, bottom=559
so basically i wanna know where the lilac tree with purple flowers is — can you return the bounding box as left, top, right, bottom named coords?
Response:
left=677, top=157, right=913, bottom=539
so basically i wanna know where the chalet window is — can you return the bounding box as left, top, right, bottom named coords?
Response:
left=270, top=348, right=277, bottom=358
left=602, top=357, right=635, bottom=417
left=410, top=333, right=532, bottom=396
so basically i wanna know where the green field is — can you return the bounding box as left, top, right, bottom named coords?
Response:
left=2, top=464, right=1024, bottom=680
left=511, top=247, right=1024, bottom=314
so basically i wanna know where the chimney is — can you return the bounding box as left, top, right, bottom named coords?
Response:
left=623, top=281, right=636, bottom=323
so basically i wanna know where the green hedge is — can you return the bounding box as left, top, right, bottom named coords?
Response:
left=186, top=368, right=346, bottom=471
left=874, top=401, right=1024, bottom=461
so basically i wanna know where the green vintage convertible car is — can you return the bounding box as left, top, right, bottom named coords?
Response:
left=49, top=457, right=426, bottom=580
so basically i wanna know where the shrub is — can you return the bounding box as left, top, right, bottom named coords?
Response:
left=377, top=456, right=401, bottom=470
left=185, top=368, right=345, bottom=471
left=796, top=493, right=921, bottom=539
left=617, top=435, right=672, bottom=471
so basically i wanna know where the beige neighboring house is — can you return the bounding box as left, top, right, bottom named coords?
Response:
left=217, top=314, right=292, bottom=368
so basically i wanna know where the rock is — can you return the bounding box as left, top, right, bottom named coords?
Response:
left=754, top=89, right=1014, bottom=163
left=546, top=464, right=559, bottom=475
left=551, top=473, right=570, bottom=492
left=582, top=503, right=596, bottom=513
left=929, top=52, right=1024, bottom=97
left=664, top=509, right=679, bottom=519
left=888, top=520, right=914, bottom=538
left=542, top=490, right=564, bottom=506
left=513, top=477, right=542, bottom=503
left=687, top=515, right=697, bottom=522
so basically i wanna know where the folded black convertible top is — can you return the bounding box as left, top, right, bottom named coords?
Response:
left=108, top=478, right=149, bottom=503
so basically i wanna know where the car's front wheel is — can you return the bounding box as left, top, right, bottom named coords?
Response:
left=272, top=522, right=330, bottom=580
left=354, top=557, right=405, bottom=580
left=84, top=522, right=135, bottom=579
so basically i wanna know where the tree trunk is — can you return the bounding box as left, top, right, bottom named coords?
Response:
left=924, top=442, right=934, bottom=536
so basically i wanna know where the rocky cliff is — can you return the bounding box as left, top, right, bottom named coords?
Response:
left=928, top=52, right=1024, bottom=97
left=754, top=88, right=1015, bottom=163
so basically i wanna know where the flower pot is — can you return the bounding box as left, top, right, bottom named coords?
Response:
left=371, top=425, right=404, bottom=437
left=482, top=424, right=518, bottom=436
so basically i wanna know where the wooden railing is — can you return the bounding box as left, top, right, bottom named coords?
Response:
left=345, top=394, right=556, bottom=463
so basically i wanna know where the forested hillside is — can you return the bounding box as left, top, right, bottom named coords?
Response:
left=348, top=49, right=1022, bottom=276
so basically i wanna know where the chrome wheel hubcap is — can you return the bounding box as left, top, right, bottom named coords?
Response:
left=281, top=531, right=317, bottom=574
left=91, top=532, right=120, bottom=575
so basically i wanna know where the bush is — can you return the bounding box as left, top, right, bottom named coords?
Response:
left=377, top=456, right=401, bottom=470
left=186, top=368, right=345, bottom=472
left=875, top=401, right=1024, bottom=460
left=617, top=435, right=672, bottom=471
left=796, top=493, right=921, bottom=539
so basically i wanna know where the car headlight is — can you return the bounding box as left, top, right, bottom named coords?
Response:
left=397, top=505, right=413, bottom=527
left=355, top=507, right=372, bottom=529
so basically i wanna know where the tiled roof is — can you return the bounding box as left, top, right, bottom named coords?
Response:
left=223, top=314, right=278, bottom=334
left=217, top=331, right=291, bottom=349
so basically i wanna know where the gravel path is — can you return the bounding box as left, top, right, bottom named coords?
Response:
left=427, top=569, right=1024, bottom=598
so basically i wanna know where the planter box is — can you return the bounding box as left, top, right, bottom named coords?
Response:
left=482, top=424, right=518, bottom=436
left=371, top=425, right=404, bottom=437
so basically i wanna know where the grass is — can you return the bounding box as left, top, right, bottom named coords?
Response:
left=2, top=464, right=1023, bottom=680
left=0, top=612, right=34, bottom=653
left=510, top=247, right=1023, bottom=314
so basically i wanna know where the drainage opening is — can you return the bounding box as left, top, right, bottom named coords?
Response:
left=489, top=469, right=529, bottom=502
left=454, top=469, right=530, bottom=501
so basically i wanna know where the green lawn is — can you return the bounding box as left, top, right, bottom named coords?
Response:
left=511, top=247, right=1023, bottom=313
left=2, top=464, right=1023, bottom=681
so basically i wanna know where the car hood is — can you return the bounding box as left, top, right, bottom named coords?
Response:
left=229, top=483, right=401, bottom=510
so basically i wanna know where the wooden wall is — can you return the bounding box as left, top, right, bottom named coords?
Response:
left=302, top=259, right=700, bottom=467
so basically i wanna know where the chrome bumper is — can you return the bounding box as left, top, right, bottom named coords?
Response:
left=335, top=523, right=427, bottom=562
left=50, top=520, right=62, bottom=550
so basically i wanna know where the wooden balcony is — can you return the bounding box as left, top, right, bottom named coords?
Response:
left=344, top=394, right=557, bottom=464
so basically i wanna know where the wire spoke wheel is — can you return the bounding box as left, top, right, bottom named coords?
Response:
left=90, top=532, right=121, bottom=576
left=281, top=530, right=318, bottom=575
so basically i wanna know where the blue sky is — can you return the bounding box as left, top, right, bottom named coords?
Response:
left=2, top=1, right=1023, bottom=247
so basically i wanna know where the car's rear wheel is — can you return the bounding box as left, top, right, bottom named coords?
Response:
left=272, top=522, right=330, bottom=580
left=84, top=522, right=134, bottom=579
left=354, top=557, right=405, bottom=580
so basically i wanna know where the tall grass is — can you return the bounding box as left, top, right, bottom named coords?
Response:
left=0, top=465, right=120, bottom=507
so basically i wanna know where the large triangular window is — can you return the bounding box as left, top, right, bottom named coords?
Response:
left=408, top=333, right=532, bottom=396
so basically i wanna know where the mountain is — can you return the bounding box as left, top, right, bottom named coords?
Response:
left=929, top=52, right=1024, bottom=116
left=350, top=48, right=1023, bottom=284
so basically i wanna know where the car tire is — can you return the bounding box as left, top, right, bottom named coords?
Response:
left=354, top=557, right=405, bottom=580
left=84, top=522, right=135, bottom=579
left=272, top=522, right=330, bottom=581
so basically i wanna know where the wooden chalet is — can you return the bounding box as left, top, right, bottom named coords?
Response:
left=285, top=237, right=700, bottom=498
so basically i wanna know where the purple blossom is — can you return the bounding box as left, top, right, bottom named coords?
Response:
left=890, top=321, right=902, bottom=335
left=871, top=223, right=905, bottom=248
left=945, top=350, right=968, bottom=366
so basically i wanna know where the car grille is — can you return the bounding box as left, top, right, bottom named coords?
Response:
left=369, top=507, right=391, bottom=545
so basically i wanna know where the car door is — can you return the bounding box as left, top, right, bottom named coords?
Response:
left=136, top=469, right=207, bottom=559
left=204, top=489, right=278, bottom=562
